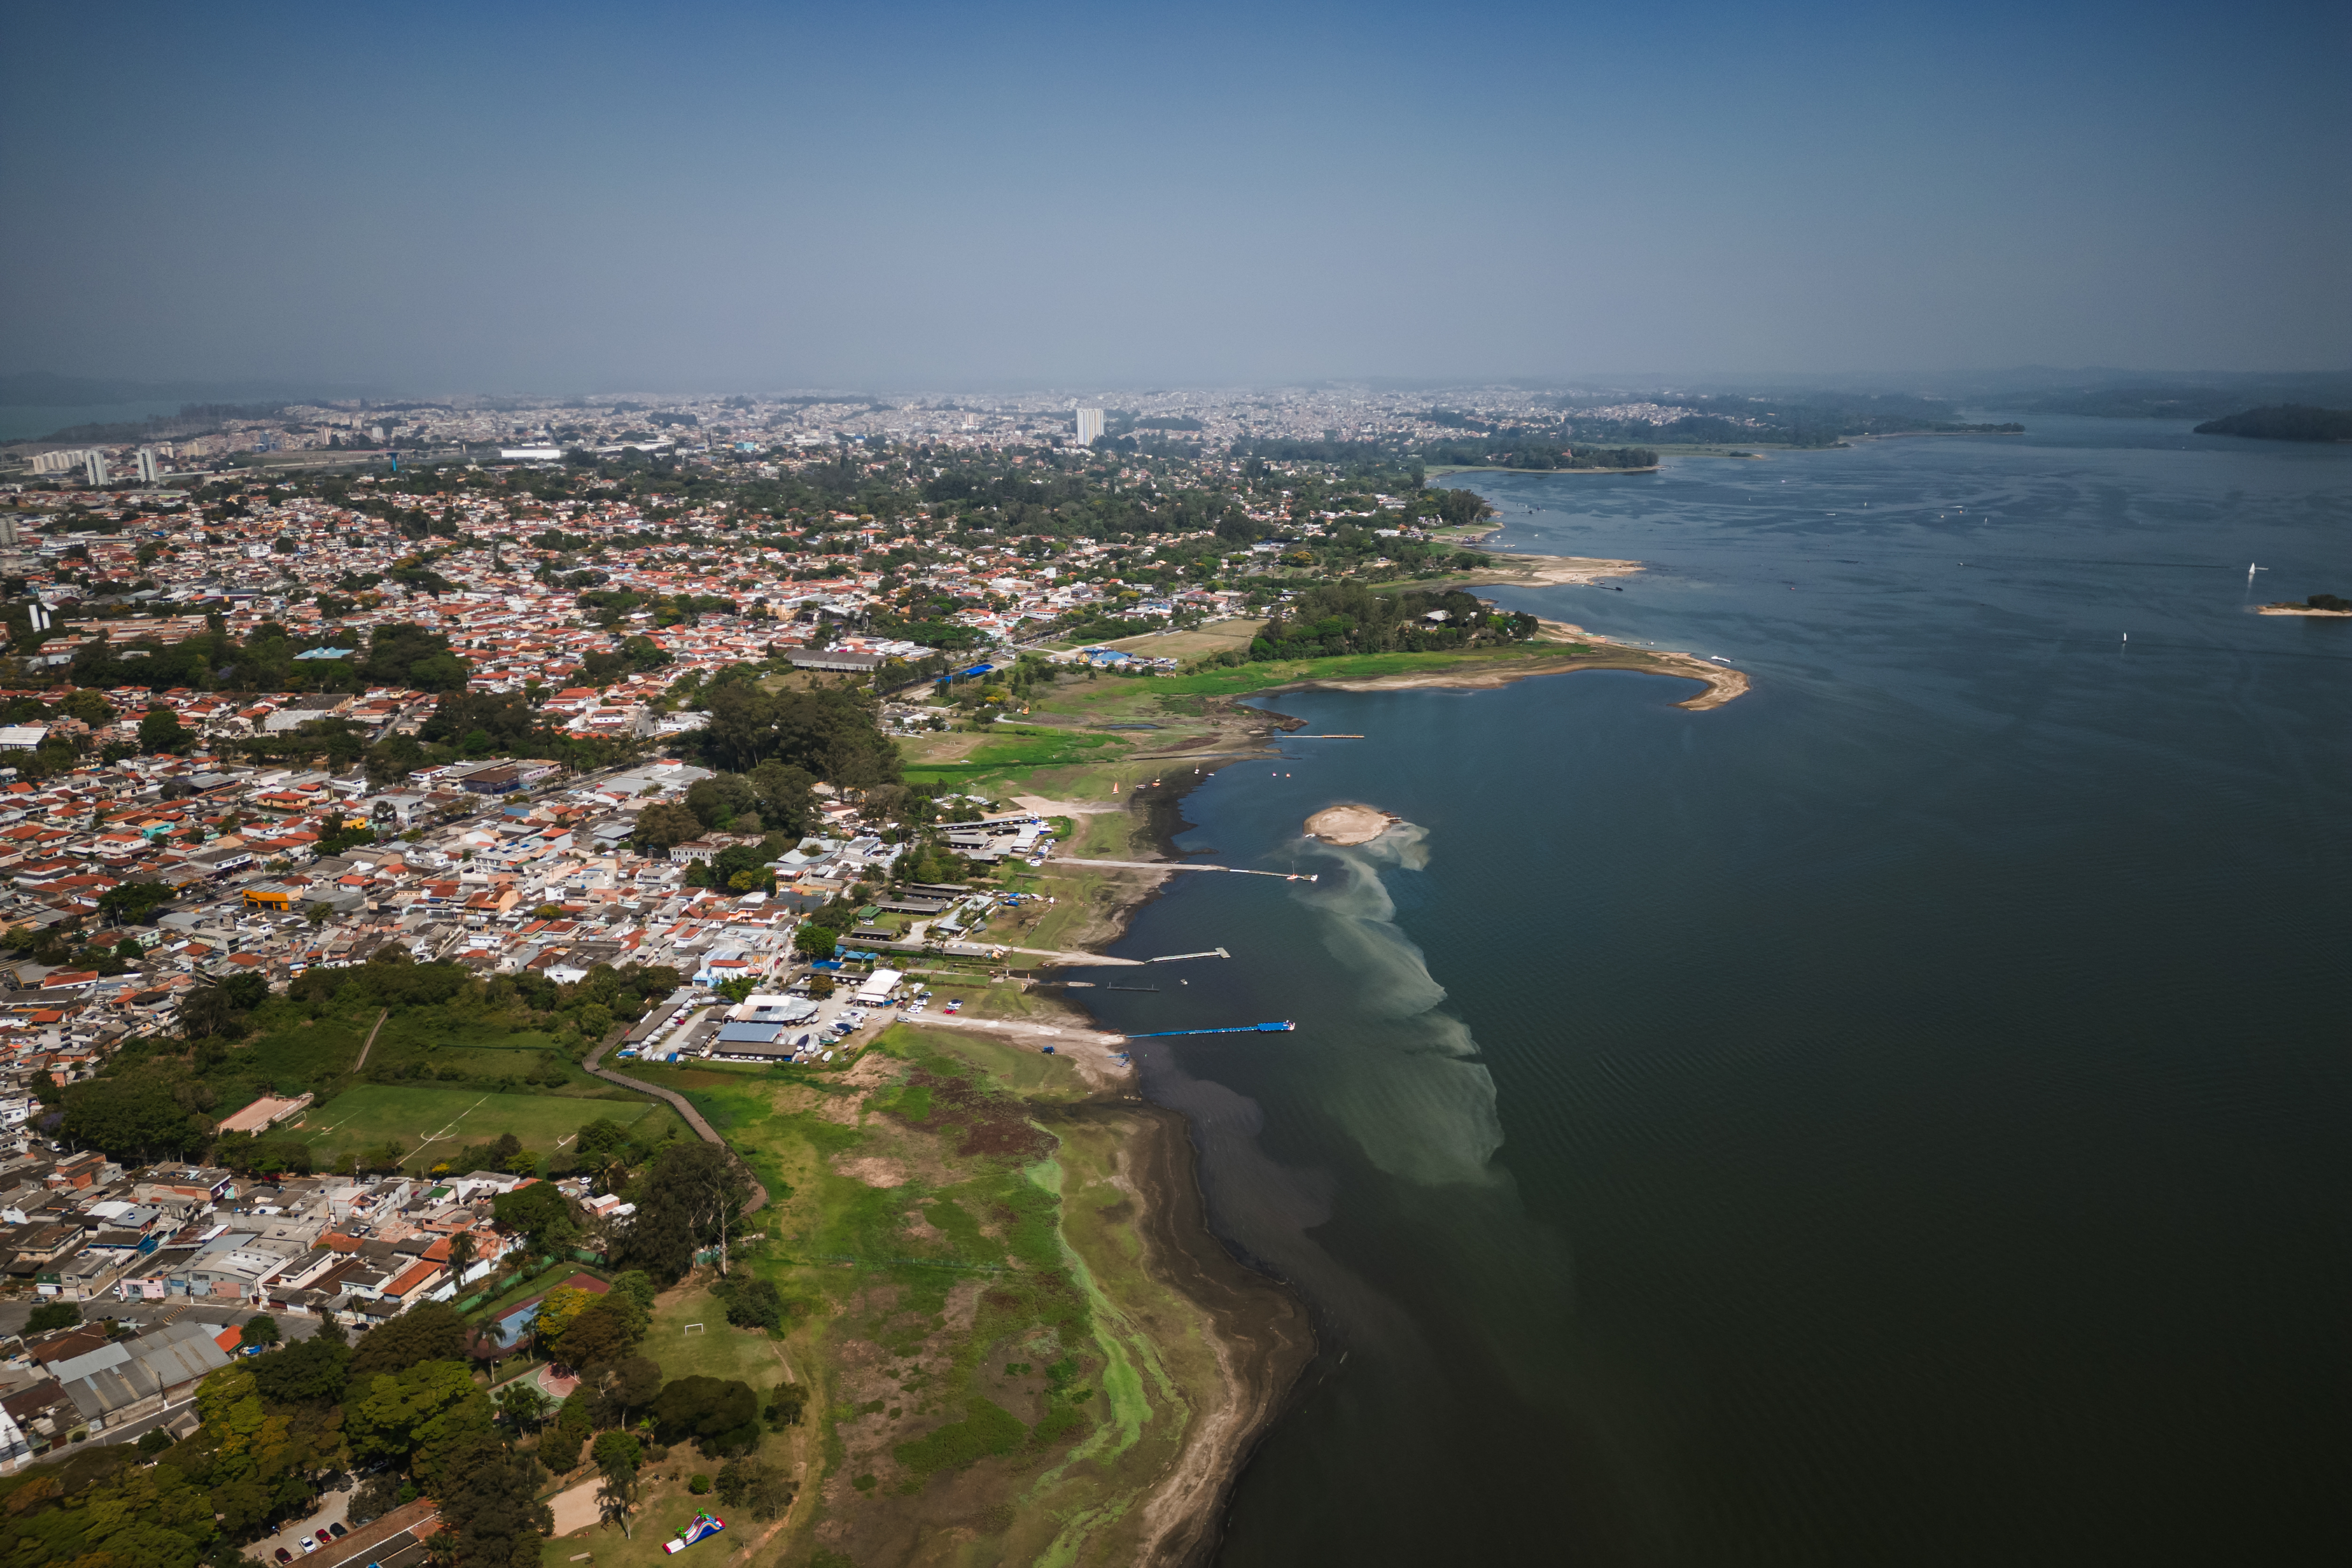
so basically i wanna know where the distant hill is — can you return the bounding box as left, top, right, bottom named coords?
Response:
left=2192, top=405, right=2352, bottom=443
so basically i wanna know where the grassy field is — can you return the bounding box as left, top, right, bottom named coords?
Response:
left=290, top=1084, right=683, bottom=1170
left=1097, top=617, right=1265, bottom=658
left=230, top=1003, right=649, bottom=1104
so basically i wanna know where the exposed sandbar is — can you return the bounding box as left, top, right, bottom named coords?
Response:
left=1305, top=804, right=1399, bottom=845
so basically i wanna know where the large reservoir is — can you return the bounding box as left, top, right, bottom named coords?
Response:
left=1072, top=417, right=2351, bottom=1564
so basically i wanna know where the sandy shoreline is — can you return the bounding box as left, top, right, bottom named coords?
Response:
left=1267, top=625, right=1748, bottom=711
left=1096, top=1099, right=1317, bottom=1565
left=1454, top=551, right=1644, bottom=586
left=2257, top=604, right=2352, bottom=617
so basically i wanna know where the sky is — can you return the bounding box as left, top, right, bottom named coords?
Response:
left=1, top=0, right=2346, bottom=395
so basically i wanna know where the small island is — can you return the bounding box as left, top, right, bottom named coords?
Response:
left=2193, top=405, right=2352, bottom=442
left=2260, top=593, right=2352, bottom=617
left=1307, top=804, right=1401, bottom=844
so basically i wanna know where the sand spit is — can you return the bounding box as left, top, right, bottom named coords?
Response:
left=1306, top=804, right=1400, bottom=845
left=1457, top=552, right=1644, bottom=586
left=2257, top=603, right=2352, bottom=617
left=1272, top=622, right=1749, bottom=712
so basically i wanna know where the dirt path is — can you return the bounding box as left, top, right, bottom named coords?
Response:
left=351, top=1008, right=390, bottom=1070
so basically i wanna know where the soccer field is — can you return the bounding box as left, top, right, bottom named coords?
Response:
left=291, top=1085, right=682, bottom=1170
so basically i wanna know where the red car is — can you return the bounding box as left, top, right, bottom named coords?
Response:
left=316, top=1531, right=334, bottom=1547
left=275, top=1551, right=293, bottom=1565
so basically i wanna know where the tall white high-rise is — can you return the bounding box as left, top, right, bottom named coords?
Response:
left=135, top=448, right=160, bottom=484
left=1075, top=407, right=1105, bottom=446
left=82, top=451, right=109, bottom=486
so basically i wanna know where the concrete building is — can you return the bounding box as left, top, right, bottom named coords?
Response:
left=1075, top=407, right=1104, bottom=446
left=135, top=448, right=161, bottom=484
left=82, top=452, right=109, bottom=486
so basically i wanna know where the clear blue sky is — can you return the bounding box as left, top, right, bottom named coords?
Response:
left=2, top=0, right=2344, bottom=392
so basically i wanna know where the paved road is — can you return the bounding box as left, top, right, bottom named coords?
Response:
left=582, top=1032, right=769, bottom=1217
left=0, top=1299, right=321, bottom=1342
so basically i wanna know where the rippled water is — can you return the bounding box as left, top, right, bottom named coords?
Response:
left=1069, top=418, right=2352, bottom=1565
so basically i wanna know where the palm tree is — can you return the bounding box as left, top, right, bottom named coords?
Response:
left=596, top=1470, right=635, bottom=1539
left=447, top=1228, right=477, bottom=1286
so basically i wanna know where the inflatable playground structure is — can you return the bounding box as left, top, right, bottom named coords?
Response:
left=663, top=1514, right=726, bottom=1554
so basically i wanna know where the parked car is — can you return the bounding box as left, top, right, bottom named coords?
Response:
left=316, top=1530, right=334, bottom=1547
left=275, top=1550, right=293, bottom=1565
left=328, top=1523, right=348, bottom=1539
left=300, top=1540, right=317, bottom=1554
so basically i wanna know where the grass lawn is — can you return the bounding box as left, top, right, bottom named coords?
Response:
left=899, top=726, right=1127, bottom=788
left=291, top=1084, right=683, bottom=1169
left=650, top=1281, right=798, bottom=1390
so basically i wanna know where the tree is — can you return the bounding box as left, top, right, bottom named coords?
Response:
left=349, top=1301, right=469, bottom=1378
left=238, top=1313, right=281, bottom=1349
left=139, top=705, right=192, bottom=754
left=616, top=1142, right=756, bottom=1282
left=62, top=1059, right=212, bottom=1161
left=532, top=1285, right=597, bottom=1358
left=249, top=1334, right=350, bottom=1404
left=493, top=1379, right=550, bottom=1434
left=591, top=1430, right=642, bottom=1476
left=651, top=1375, right=762, bottom=1455
left=604, top=1354, right=665, bottom=1426
left=595, top=1468, right=635, bottom=1539
left=493, top=1182, right=578, bottom=1256
left=684, top=773, right=756, bottom=829
left=178, top=979, right=253, bottom=1042
left=25, top=1301, right=79, bottom=1334
left=349, top=1471, right=405, bottom=1525
left=448, top=1227, right=477, bottom=1284
left=346, top=1358, right=490, bottom=1475
left=793, top=921, right=837, bottom=960
left=430, top=1432, right=551, bottom=1568
left=98, top=879, right=173, bottom=926
left=631, top=801, right=701, bottom=855
left=554, top=1291, right=646, bottom=1373
left=716, top=1275, right=786, bottom=1332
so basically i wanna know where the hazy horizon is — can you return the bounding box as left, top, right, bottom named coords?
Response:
left=3, top=0, right=2345, bottom=393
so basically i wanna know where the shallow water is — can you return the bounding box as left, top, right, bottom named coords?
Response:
left=1067, top=418, right=2352, bottom=1564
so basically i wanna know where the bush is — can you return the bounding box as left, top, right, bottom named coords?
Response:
left=715, top=1457, right=796, bottom=1520
left=890, top=1398, right=1026, bottom=1476
left=688, top=1474, right=711, bottom=1495
left=715, top=1275, right=785, bottom=1333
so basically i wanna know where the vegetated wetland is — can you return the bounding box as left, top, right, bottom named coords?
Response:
left=620, top=1025, right=1310, bottom=1566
